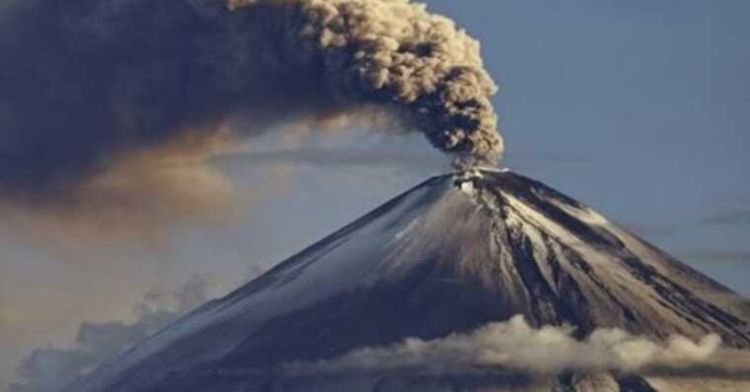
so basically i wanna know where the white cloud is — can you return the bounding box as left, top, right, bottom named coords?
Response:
left=288, top=316, right=750, bottom=376
left=6, top=276, right=214, bottom=392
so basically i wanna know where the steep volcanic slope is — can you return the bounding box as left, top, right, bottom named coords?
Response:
left=71, top=170, right=750, bottom=392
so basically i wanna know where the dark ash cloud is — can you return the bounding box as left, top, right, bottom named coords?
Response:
left=0, top=0, right=501, bottom=225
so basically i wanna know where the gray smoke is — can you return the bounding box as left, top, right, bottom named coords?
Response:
left=7, top=276, right=213, bottom=392
left=0, top=0, right=501, bottom=211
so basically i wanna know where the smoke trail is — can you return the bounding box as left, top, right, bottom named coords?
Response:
left=0, top=0, right=501, bottom=237
left=218, top=146, right=445, bottom=169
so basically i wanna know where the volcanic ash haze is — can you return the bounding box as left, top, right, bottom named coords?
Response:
left=0, top=0, right=501, bottom=213
left=68, top=170, right=750, bottom=392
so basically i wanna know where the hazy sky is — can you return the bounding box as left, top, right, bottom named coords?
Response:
left=1, top=0, right=749, bottom=388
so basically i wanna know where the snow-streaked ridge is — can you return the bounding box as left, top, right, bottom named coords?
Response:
left=70, top=170, right=750, bottom=392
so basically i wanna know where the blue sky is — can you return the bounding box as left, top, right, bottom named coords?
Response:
left=1, top=0, right=749, bottom=387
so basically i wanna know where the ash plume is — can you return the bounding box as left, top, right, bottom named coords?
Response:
left=0, top=0, right=501, bottom=237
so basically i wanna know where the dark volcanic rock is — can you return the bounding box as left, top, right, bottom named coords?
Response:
left=70, top=170, right=750, bottom=392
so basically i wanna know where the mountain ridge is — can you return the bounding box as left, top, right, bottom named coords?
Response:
left=69, top=169, right=750, bottom=392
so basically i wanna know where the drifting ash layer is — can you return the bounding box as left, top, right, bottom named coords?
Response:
left=70, top=170, right=750, bottom=391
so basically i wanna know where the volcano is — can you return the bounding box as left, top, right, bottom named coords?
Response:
left=70, top=170, right=750, bottom=392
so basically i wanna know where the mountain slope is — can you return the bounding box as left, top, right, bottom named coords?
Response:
left=71, top=170, right=750, bottom=392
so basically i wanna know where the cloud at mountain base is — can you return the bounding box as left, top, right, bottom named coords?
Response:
left=288, top=316, right=750, bottom=377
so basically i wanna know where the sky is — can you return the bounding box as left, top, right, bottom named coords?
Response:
left=1, top=0, right=749, bottom=389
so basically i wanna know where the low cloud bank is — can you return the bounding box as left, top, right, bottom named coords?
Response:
left=7, top=276, right=213, bottom=392
left=289, top=316, right=750, bottom=376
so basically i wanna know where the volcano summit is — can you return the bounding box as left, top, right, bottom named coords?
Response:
left=69, top=170, right=750, bottom=391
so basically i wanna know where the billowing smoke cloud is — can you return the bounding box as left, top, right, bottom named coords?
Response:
left=0, top=0, right=501, bottom=241
left=289, top=316, right=750, bottom=376
left=7, top=276, right=214, bottom=392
